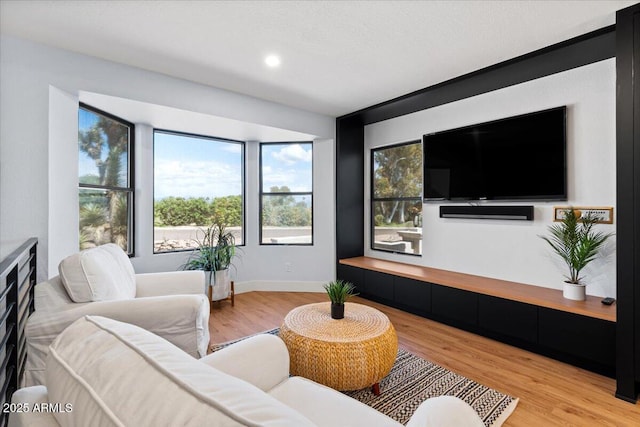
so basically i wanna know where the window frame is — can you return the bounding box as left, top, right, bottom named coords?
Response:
left=370, top=139, right=423, bottom=256
left=78, top=102, right=135, bottom=256
left=152, top=129, right=246, bottom=254
left=259, top=141, right=314, bottom=246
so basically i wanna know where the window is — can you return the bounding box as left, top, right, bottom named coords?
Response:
left=78, top=104, right=134, bottom=254
left=371, top=140, right=422, bottom=255
left=260, top=142, right=313, bottom=245
left=153, top=130, right=244, bottom=253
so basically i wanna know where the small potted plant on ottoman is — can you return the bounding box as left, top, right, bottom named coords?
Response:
left=323, top=280, right=358, bottom=319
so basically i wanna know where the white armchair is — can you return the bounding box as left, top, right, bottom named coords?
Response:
left=24, top=244, right=210, bottom=387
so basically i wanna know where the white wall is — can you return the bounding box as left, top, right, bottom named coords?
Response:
left=364, top=59, right=616, bottom=298
left=0, top=35, right=336, bottom=289
left=47, top=86, right=80, bottom=276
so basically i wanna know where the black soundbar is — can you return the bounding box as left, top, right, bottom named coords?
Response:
left=439, top=205, right=534, bottom=221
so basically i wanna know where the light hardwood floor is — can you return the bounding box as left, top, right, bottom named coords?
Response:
left=209, top=291, right=640, bottom=426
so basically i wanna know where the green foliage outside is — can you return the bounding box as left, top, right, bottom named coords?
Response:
left=154, top=195, right=242, bottom=227
left=212, top=195, right=243, bottom=226
left=373, top=143, right=422, bottom=225
left=262, top=186, right=311, bottom=227
left=78, top=112, right=130, bottom=251
left=154, top=186, right=310, bottom=230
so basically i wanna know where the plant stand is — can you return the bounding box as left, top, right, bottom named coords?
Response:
left=208, top=280, right=235, bottom=310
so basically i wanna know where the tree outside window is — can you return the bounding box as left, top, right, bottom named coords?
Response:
left=78, top=104, right=134, bottom=254
left=371, top=141, right=422, bottom=255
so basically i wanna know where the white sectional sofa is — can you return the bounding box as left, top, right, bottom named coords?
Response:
left=10, top=316, right=484, bottom=427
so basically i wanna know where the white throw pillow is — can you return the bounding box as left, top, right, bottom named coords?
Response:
left=46, top=316, right=315, bottom=427
left=58, top=244, right=136, bottom=302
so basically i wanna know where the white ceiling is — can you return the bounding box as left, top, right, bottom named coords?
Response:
left=0, top=0, right=636, bottom=117
left=80, top=91, right=317, bottom=142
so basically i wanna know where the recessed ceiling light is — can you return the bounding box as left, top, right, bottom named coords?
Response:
left=264, top=55, right=281, bottom=68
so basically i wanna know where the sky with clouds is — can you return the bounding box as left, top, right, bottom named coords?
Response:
left=153, top=132, right=243, bottom=199
left=153, top=135, right=312, bottom=199
left=79, top=111, right=313, bottom=200
left=262, top=143, right=312, bottom=193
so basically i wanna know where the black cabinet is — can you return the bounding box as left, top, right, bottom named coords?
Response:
left=431, top=285, right=478, bottom=330
left=478, top=295, right=538, bottom=345
left=363, top=270, right=394, bottom=303
left=539, top=308, right=615, bottom=376
left=394, top=277, right=431, bottom=316
left=337, top=264, right=365, bottom=294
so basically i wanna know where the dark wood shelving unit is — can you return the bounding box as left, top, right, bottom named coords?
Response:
left=0, top=239, right=37, bottom=427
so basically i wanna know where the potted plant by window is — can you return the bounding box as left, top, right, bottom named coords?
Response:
left=323, top=280, right=358, bottom=319
left=540, top=208, right=613, bottom=301
left=183, top=220, right=237, bottom=306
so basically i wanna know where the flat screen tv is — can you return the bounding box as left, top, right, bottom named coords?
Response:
left=423, top=106, right=567, bottom=201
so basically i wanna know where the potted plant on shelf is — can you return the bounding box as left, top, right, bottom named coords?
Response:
left=323, top=280, right=358, bottom=319
left=183, top=220, right=237, bottom=306
left=540, top=208, right=613, bottom=301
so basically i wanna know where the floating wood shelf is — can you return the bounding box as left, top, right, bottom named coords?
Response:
left=339, top=256, right=615, bottom=323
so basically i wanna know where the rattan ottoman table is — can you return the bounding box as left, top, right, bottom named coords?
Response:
left=279, top=302, right=398, bottom=395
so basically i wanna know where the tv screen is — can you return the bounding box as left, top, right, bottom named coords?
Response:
left=423, top=106, right=567, bottom=201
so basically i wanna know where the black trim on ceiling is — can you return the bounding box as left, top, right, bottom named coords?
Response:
left=338, top=25, right=615, bottom=126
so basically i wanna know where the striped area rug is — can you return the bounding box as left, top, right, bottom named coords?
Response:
left=343, top=348, right=518, bottom=426
left=210, top=329, right=518, bottom=427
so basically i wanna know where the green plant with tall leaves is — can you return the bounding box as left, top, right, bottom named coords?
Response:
left=323, top=280, right=358, bottom=304
left=540, top=209, right=613, bottom=284
left=183, top=221, right=237, bottom=272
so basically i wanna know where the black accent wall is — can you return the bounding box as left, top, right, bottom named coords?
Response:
left=336, top=116, right=364, bottom=260
left=616, top=3, right=640, bottom=402
left=336, top=4, right=640, bottom=402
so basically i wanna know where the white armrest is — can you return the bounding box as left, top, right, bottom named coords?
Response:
left=406, top=396, right=485, bottom=427
left=34, top=277, right=73, bottom=312
left=8, top=386, right=60, bottom=427
left=135, top=270, right=205, bottom=297
left=200, top=334, right=289, bottom=392
left=24, top=295, right=210, bottom=386
left=28, top=294, right=209, bottom=356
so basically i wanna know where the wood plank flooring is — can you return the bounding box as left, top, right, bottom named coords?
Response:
left=209, top=291, right=640, bottom=426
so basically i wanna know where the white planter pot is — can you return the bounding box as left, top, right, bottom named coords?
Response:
left=206, top=269, right=231, bottom=301
left=563, top=282, right=586, bottom=301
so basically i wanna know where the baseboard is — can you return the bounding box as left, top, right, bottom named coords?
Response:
left=234, top=280, right=325, bottom=294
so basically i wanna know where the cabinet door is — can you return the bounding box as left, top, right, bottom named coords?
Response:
left=364, top=270, right=394, bottom=302
left=538, top=308, right=615, bottom=375
left=394, top=276, right=431, bottom=316
left=431, top=285, right=478, bottom=330
left=337, top=265, right=366, bottom=295
left=478, top=295, right=537, bottom=344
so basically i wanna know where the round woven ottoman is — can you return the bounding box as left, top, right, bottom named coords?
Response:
left=279, top=302, right=398, bottom=394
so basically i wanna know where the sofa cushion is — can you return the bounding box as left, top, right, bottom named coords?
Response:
left=58, top=244, right=136, bottom=302
left=46, top=316, right=315, bottom=427
left=269, top=376, right=402, bottom=427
